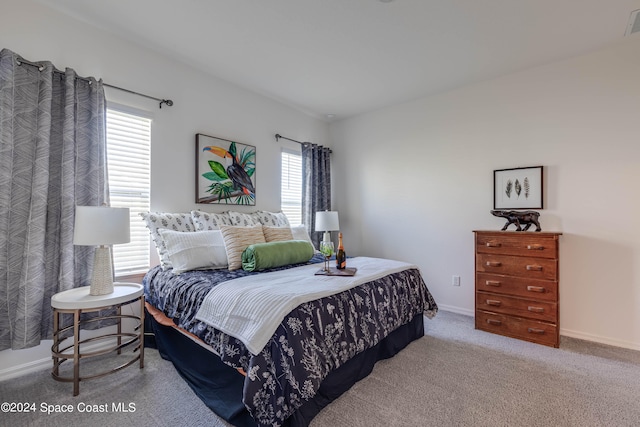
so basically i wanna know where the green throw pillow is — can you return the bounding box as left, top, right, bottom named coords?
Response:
left=242, top=240, right=315, bottom=272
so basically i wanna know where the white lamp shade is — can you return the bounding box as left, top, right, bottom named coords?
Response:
left=315, top=211, right=340, bottom=232
left=73, top=206, right=131, bottom=246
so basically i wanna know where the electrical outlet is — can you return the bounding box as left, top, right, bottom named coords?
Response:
left=452, top=275, right=460, bottom=286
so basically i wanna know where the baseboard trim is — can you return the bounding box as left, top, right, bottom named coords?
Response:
left=436, top=304, right=474, bottom=317
left=560, top=328, right=640, bottom=351
left=0, top=357, right=51, bottom=381
left=0, top=337, right=120, bottom=382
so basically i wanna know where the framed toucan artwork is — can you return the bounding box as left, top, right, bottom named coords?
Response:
left=196, top=133, right=256, bottom=205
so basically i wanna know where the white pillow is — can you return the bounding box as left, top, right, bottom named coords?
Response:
left=291, top=225, right=317, bottom=251
left=157, top=229, right=228, bottom=274
left=140, top=212, right=195, bottom=270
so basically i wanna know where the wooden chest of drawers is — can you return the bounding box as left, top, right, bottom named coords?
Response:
left=474, top=230, right=562, bottom=347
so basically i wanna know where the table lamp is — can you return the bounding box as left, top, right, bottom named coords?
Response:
left=315, top=211, right=340, bottom=243
left=73, top=206, right=130, bottom=295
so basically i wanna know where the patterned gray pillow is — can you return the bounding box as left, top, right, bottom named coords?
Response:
left=228, top=211, right=261, bottom=226
left=140, top=212, right=195, bottom=270
left=191, top=210, right=233, bottom=231
left=255, top=210, right=290, bottom=227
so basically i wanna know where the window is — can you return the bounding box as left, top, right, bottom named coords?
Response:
left=106, top=107, right=151, bottom=277
left=281, top=149, right=302, bottom=226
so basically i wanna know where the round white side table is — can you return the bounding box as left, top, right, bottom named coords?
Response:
left=51, top=283, right=145, bottom=396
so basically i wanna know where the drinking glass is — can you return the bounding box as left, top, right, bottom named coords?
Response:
left=319, top=241, right=334, bottom=272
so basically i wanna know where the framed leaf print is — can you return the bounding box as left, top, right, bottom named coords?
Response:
left=493, top=166, right=543, bottom=209
left=196, top=133, right=256, bottom=205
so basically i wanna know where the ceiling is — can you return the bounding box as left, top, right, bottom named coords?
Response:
left=38, top=0, right=640, bottom=120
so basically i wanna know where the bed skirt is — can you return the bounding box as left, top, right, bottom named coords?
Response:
left=144, top=309, right=425, bottom=427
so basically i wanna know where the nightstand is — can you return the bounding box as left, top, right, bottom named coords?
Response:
left=51, top=283, right=145, bottom=396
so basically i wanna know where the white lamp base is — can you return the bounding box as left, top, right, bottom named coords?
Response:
left=89, top=246, right=114, bottom=295
left=323, top=231, right=332, bottom=243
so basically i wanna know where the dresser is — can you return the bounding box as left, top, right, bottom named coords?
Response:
left=474, top=230, right=562, bottom=347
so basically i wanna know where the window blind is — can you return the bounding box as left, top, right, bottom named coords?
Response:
left=106, top=108, right=151, bottom=276
left=281, top=149, right=302, bottom=226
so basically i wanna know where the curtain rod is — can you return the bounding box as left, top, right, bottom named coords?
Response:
left=16, top=56, right=174, bottom=109
left=274, top=134, right=332, bottom=153
left=103, top=83, right=173, bottom=109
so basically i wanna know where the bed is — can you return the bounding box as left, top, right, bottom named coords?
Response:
left=140, top=211, right=438, bottom=427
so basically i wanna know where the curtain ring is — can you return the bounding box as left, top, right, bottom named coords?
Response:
left=16, top=57, right=44, bottom=71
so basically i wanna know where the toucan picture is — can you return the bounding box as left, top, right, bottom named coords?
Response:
left=198, top=135, right=255, bottom=205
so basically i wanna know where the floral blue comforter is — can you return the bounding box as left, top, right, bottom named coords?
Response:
left=143, top=255, right=438, bottom=426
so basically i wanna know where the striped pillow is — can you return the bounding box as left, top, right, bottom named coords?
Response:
left=219, top=225, right=266, bottom=270
left=263, top=226, right=294, bottom=243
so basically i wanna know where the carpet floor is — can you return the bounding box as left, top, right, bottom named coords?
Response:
left=1, top=311, right=639, bottom=426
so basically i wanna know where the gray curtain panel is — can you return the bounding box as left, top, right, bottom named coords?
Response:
left=301, top=142, right=332, bottom=249
left=0, top=48, right=108, bottom=350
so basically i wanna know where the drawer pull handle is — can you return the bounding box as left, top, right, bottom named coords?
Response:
left=486, top=261, right=502, bottom=267
left=486, top=300, right=502, bottom=306
left=527, top=285, right=546, bottom=293
left=528, top=306, right=545, bottom=313
left=526, top=244, right=545, bottom=250
left=486, top=242, right=502, bottom=248
left=485, top=280, right=501, bottom=287
left=487, top=319, right=502, bottom=326
left=527, top=328, right=545, bottom=334
left=526, top=265, right=543, bottom=271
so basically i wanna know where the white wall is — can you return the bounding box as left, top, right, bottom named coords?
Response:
left=2, top=2, right=638, bottom=379
left=331, top=35, right=640, bottom=350
left=0, top=0, right=329, bottom=376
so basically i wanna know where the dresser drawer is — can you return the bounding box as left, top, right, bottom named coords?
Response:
left=476, top=253, right=557, bottom=281
left=475, top=233, right=558, bottom=259
left=475, top=310, right=558, bottom=347
left=476, top=273, right=558, bottom=301
left=476, top=291, right=557, bottom=322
